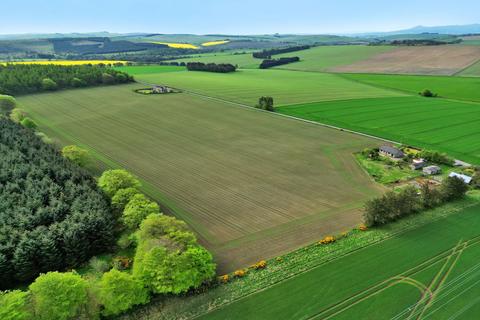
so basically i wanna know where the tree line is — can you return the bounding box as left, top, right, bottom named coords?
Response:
left=0, top=64, right=134, bottom=95
left=0, top=118, right=116, bottom=289
left=364, top=176, right=469, bottom=227
left=252, top=45, right=310, bottom=59
left=186, top=62, right=237, bottom=73
left=259, top=57, right=300, bottom=69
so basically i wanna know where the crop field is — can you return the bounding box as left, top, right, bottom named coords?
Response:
left=277, top=96, right=480, bottom=164
left=332, top=45, right=480, bottom=75
left=148, top=41, right=199, bottom=49
left=133, top=68, right=405, bottom=106
left=198, top=203, right=480, bottom=320
left=0, top=59, right=128, bottom=66
left=18, top=84, right=383, bottom=272
left=272, top=45, right=394, bottom=72
left=343, top=73, right=480, bottom=102
left=201, top=40, right=230, bottom=47
left=115, top=65, right=185, bottom=75
left=460, top=60, right=480, bottom=77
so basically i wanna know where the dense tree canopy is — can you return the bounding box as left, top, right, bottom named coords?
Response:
left=0, top=290, right=32, bottom=320
left=0, top=119, right=115, bottom=288
left=0, top=64, right=134, bottom=95
left=186, top=62, right=236, bottom=73
left=252, top=45, right=310, bottom=59
left=98, top=169, right=141, bottom=198
left=61, top=145, right=90, bottom=167
left=259, top=57, right=300, bottom=69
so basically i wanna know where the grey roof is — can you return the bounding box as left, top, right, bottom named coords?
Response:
left=449, top=172, right=473, bottom=184
left=380, top=146, right=404, bottom=158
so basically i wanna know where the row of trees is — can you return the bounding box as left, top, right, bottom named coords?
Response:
left=0, top=117, right=115, bottom=289
left=364, top=176, right=469, bottom=226
left=259, top=57, right=300, bottom=69
left=252, top=45, right=310, bottom=59
left=0, top=64, right=134, bottom=95
left=186, top=62, right=237, bottom=73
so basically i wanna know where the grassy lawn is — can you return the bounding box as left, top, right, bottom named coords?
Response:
left=197, top=201, right=480, bottom=320
left=18, top=84, right=383, bottom=273
left=342, top=73, right=480, bottom=102
left=272, top=45, right=394, bottom=72
left=277, top=96, right=480, bottom=164
left=355, top=154, right=422, bottom=185
left=130, top=68, right=404, bottom=106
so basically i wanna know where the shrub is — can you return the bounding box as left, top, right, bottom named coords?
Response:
left=29, top=272, right=89, bottom=320
left=0, top=290, right=32, bottom=320
left=102, top=73, right=116, bottom=85
left=219, top=275, right=229, bottom=283
left=70, top=77, right=86, bottom=88
left=88, top=256, right=111, bottom=275
left=253, top=260, right=267, bottom=270
left=34, top=132, right=53, bottom=144
left=319, top=236, right=336, bottom=245
left=123, top=194, right=160, bottom=229
left=41, top=78, right=58, bottom=91
left=20, top=117, right=37, bottom=130
left=98, top=169, right=141, bottom=197
left=419, top=150, right=454, bottom=166
left=112, top=257, right=132, bottom=270
left=98, top=269, right=149, bottom=317
left=61, top=145, right=90, bottom=167
left=233, top=269, right=246, bottom=278
left=419, top=89, right=437, bottom=97
left=255, top=96, right=274, bottom=111
left=0, top=95, right=17, bottom=115
left=111, top=188, right=140, bottom=212
left=9, top=108, right=26, bottom=123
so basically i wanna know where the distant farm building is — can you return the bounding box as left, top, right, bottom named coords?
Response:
left=410, top=159, right=426, bottom=170
left=423, top=166, right=441, bottom=175
left=449, top=172, right=473, bottom=184
left=379, top=146, right=404, bottom=159
left=454, top=159, right=472, bottom=167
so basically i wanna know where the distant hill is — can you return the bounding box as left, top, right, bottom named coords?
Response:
left=354, top=24, right=480, bottom=37
left=0, top=32, right=149, bottom=41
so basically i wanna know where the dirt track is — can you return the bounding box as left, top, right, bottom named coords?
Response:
left=331, top=45, right=480, bottom=75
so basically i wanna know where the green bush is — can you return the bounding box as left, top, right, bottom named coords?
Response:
left=440, top=176, right=469, bottom=202
left=0, top=290, right=32, bottom=320
left=61, top=145, right=90, bottom=167
left=98, top=269, right=149, bottom=316
left=29, top=272, right=89, bottom=320
left=9, top=108, right=26, bottom=123
left=123, top=194, right=160, bottom=229
left=98, top=169, right=141, bottom=197
left=0, top=95, right=17, bottom=115
left=20, top=117, right=37, bottom=130
left=41, top=78, right=58, bottom=91
left=111, top=188, right=140, bottom=212
left=70, top=77, right=86, bottom=88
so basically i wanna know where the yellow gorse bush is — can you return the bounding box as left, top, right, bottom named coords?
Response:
left=319, top=235, right=336, bottom=245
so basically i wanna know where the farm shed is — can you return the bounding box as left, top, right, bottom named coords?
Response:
left=423, top=166, right=441, bottom=175
left=379, top=146, right=404, bottom=159
left=449, top=172, right=473, bottom=184
left=410, top=159, right=425, bottom=170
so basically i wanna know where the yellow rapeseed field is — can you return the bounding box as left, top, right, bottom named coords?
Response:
left=149, top=42, right=199, bottom=49
left=201, top=40, right=230, bottom=47
left=0, top=60, right=128, bottom=66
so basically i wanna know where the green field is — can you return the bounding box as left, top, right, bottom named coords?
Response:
left=115, top=65, right=185, bottom=75
left=18, top=84, right=383, bottom=272
left=277, top=96, right=480, bottom=164
left=460, top=60, right=480, bottom=77
left=168, top=52, right=260, bottom=69
left=133, top=68, right=404, bottom=106
left=273, top=45, right=394, bottom=72
left=199, top=203, right=480, bottom=320
left=342, top=73, right=480, bottom=102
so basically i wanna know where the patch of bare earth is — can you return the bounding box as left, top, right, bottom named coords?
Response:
left=331, top=45, right=480, bottom=75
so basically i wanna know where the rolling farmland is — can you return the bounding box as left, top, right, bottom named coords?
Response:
left=18, top=84, right=383, bottom=272
left=168, top=52, right=260, bottom=69
left=198, top=203, right=480, bottom=320
left=272, top=45, right=394, bottom=72
left=134, top=68, right=405, bottom=106
left=277, top=96, right=480, bottom=164
left=343, top=73, right=480, bottom=102
left=460, top=60, right=480, bottom=77
left=332, top=45, right=480, bottom=75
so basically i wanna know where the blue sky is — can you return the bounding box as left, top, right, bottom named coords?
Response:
left=2, top=0, right=479, bottom=35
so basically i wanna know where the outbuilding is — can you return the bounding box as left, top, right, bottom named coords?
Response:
left=379, top=146, right=404, bottom=159
left=449, top=172, right=473, bottom=184
left=410, top=159, right=426, bottom=170
left=423, top=165, right=441, bottom=175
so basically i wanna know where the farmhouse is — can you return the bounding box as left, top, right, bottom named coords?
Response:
left=423, top=165, right=441, bottom=175
left=449, top=172, right=473, bottom=184
left=410, top=159, right=425, bottom=170
left=379, top=145, right=404, bottom=159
